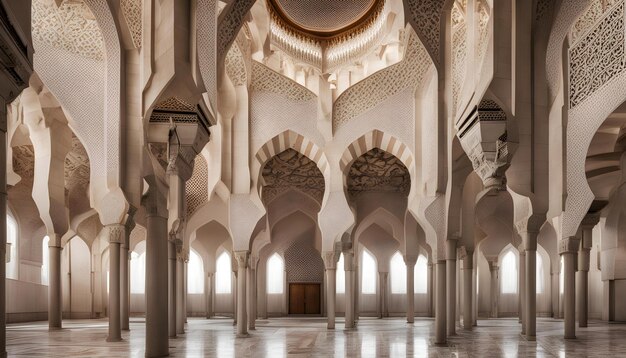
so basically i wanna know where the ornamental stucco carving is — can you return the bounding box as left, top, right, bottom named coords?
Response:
left=64, top=136, right=90, bottom=189
left=121, top=0, right=142, bottom=48
left=347, top=148, right=411, bottom=198
left=284, top=238, right=325, bottom=283
left=405, top=0, right=444, bottom=62
left=217, top=0, right=255, bottom=61
left=333, top=29, right=431, bottom=129
left=185, top=155, right=209, bottom=218
left=476, top=0, right=490, bottom=67
left=32, top=0, right=104, bottom=61
left=12, top=145, right=35, bottom=183
left=452, top=2, right=467, bottom=113
left=251, top=62, right=316, bottom=101
left=225, top=42, right=247, bottom=86
left=261, top=149, right=325, bottom=205
left=569, top=0, right=624, bottom=108
left=570, top=0, right=618, bottom=43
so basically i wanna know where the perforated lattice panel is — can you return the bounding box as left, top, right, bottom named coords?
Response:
left=284, top=239, right=324, bottom=283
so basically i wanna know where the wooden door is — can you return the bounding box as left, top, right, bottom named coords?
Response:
left=289, top=283, right=321, bottom=314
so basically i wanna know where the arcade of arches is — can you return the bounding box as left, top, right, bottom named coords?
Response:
left=1, top=0, right=626, bottom=357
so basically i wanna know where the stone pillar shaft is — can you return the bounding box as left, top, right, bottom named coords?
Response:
left=561, top=236, right=579, bottom=339
left=49, top=236, right=62, bottom=330
left=235, top=251, right=249, bottom=337
left=344, top=252, right=354, bottom=329
left=0, top=176, right=5, bottom=355
left=463, top=254, right=473, bottom=330
left=145, top=212, right=169, bottom=357
left=120, top=236, right=130, bottom=331
left=107, top=224, right=125, bottom=342
left=168, top=240, right=177, bottom=338
left=489, top=262, right=499, bottom=318
left=435, top=260, right=446, bottom=344
left=578, top=224, right=594, bottom=328
left=525, top=250, right=536, bottom=340
left=326, top=268, right=336, bottom=329
left=176, top=256, right=185, bottom=335
left=405, top=259, right=416, bottom=324
left=519, top=250, right=526, bottom=334
left=446, top=241, right=457, bottom=336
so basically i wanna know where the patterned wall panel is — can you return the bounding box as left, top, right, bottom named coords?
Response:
left=262, top=149, right=325, bottom=205
left=347, top=148, right=411, bottom=198
left=332, top=29, right=431, bottom=130
left=284, top=238, right=325, bottom=283
left=569, top=1, right=624, bottom=108
left=121, top=0, right=142, bottom=48
left=186, top=155, right=209, bottom=218
left=405, top=0, right=445, bottom=62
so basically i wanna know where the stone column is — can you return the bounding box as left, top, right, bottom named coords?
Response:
left=121, top=217, right=134, bottom=331
left=561, top=237, right=580, bottom=339
left=323, top=252, right=337, bottom=329
left=489, top=260, right=499, bottom=318
left=206, top=272, right=213, bottom=318
left=144, top=184, right=169, bottom=357
left=247, top=256, right=257, bottom=330
left=175, top=248, right=185, bottom=335
left=404, top=256, right=417, bottom=323
left=353, top=264, right=359, bottom=322
left=378, top=272, right=388, bottom=318
left=446, top=240, right=457, bottom=336
left=168, top=238, right=177, bottom=338
left=435, top=260, right=447, bottom=345
left=517, top=249, right=526, bottom=335
left=578, top=216, right=597, bottom=328
left=521, top=229, right=539, bottom=340
left=462, top=252, right=473, bottom=330
left=427, top=262, right=434, bottom=317
left=234, top=251, right=249, bottom=337
left=107, top=224, right=125, bottom=342
left=344, top=251, right=355, bottom=329
left=48, top=234, right=63, bottom=330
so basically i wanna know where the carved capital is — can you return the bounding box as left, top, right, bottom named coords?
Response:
left=48, top=234, right=62, bottom=248
left=403, top=255, right=417, bottom=267
left=559, top=237, right=581, bottom=254
left=445, top=239, right=457, bottom=260
left=169, top=218, right=185, bottom=242
left=107, top=224, right=125, bottom=244
left=322, top=251, right=337, bottom=270
left=234, top=251, right=249, bottom=269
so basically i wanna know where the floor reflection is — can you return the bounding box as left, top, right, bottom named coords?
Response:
left=7, top=317, right=626, bottom=357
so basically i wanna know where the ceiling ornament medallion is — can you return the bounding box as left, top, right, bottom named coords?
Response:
left=267, top=0, right=390, bottom=71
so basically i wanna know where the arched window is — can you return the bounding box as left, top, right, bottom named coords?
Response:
left=415, top=255, right=428, bottom=294
left=215, top=251, right=232, bottom=294
left=361, top=250, right=376, bottom=294
left=6, top=215, right=17, bottom=279
left=266, top=253, right=284, bottom=294
left=501, top=250, right=518, bottom=294
left=336, top=253, right=345, bottom=294
left=188, top=249, right=204, bottom=294
left=390, top=252, right=407, bottom=294
left=536, top=253, right=544, bottom=294
left=559, top=256, right=564, bottom=295
left=130, top=241, right=146, bottom=294
left=41, top=236, right=49, bottom=285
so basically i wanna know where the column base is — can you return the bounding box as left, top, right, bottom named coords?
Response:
left=524, top=334, right=536, bottom=341
left=433, top=340, right=447, bottom=346
left=236, top=333, right=250, bottom=338
left=106, top=337, right=122, bottom=342
left=48, top=327, right=62, bottom=331
left=327, top=326, right=335, bottom=330
left=564, top=335, right=576, bottom=340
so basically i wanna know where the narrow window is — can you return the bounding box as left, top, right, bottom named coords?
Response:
left=266, top=253, right=284, bottom=294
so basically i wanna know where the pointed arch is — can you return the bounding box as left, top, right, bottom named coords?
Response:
left=340, top=129, right=416, bottom=198
left=254, top=130, right=330, bottom=204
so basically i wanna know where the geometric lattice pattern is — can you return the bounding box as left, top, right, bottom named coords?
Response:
left=251, top=62, right=316, bottom=101
left=570, top=0, right=618, bottom=43
left=476, top=0, right=490, bottom=62
left=262, top=149, right=325, bottom=205
left=333, top=29, right=431, bottom=129
left=405, top=0, right=445, bottom=62
left=186, top=155, right=209, bottom=218
left=452, top=1, right=467, bottom=114
left=569, top=0, right=625, bottom=108
left=121, top=0, right=142, bottom=48
left=32, top=0, right=104, bottom=61
left=225, top=42, right=247, bottom=86
left=347, top=148, right=411, bottom=199
left=284, top=237, right=325, bottom=283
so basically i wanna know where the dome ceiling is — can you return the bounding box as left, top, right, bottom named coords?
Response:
left=269, top=0, right=380, bottom=37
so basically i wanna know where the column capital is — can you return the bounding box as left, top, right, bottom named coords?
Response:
left=445, top=239, right=458, bottom=260
left=322, top=251, right=337, bottom=270
left=107, top=224, right=126, bottom=244
left=234, top=251, right=249, bottom=269
left=559, top=237, right=581, bottom=254
left=47, top=234, right=62, bottom=248
left=403, top=254, right=417, bottom=267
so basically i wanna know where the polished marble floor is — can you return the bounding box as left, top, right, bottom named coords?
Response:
left=6, top=316, right=626, bottom=357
